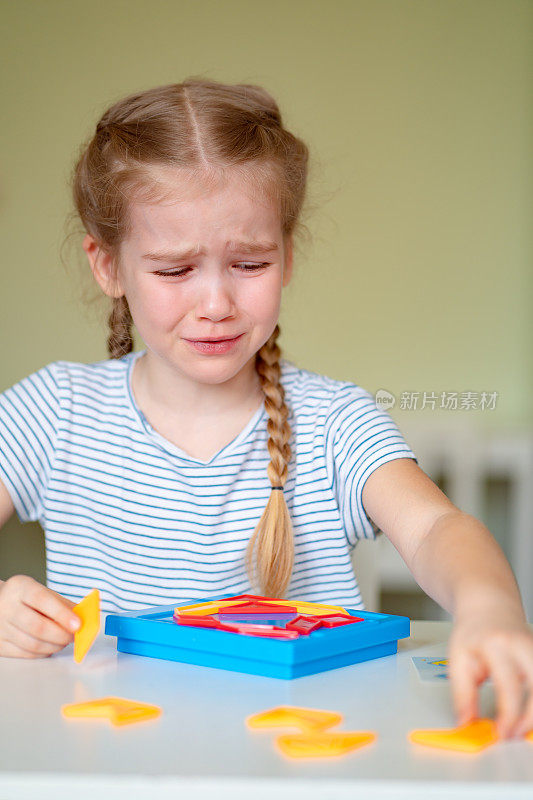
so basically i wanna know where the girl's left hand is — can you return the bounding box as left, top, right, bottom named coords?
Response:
left=447, top=609, right=533, bottom=739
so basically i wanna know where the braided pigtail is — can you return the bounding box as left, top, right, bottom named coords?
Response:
left=245, top=324, right=294, bottom=597
left=107, top=295, right=134, bottom=358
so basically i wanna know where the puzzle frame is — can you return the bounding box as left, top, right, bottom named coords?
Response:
left=105, top=595, right=410, bottom=679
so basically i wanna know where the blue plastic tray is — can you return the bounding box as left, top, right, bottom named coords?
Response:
left=105, top=596, right=410, bottom=679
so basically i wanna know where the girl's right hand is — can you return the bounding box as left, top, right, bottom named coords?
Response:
left=0, top=575, right=81, bottom=658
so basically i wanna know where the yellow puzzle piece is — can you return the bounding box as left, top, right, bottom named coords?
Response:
left=276, top=731, right=376, bottom=758
left=176, top=598, right=265, bottom=616
left=176, top=597, right=350, bottom=618
left=251, top=599, right=350, bottom=617
left=73, top=589, right=100, bottom=663
left=526, top=730, right=533, bottom=743
left=408, top=718, right=498, bottom=753
left=61, top=697, right=162, bottom=726
left=247, top=705, right=342, bottom=732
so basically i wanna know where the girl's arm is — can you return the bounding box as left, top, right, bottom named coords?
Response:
left=361, top=457, right=533, bottom=739
left=0, top=476, right=15, bottom=528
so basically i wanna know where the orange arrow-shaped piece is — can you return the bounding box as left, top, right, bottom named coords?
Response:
left=246, top=705, right=342, bottom=732
left=62, top=697, right=161, bottom=726
left=409, top=719, right=498, bottom=753
left=276, top=731, right=376, bottom=757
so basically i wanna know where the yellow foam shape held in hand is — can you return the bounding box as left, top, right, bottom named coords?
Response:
left=246, top=706, right=343, bottom=732
left=409, top=719, right=498, bottom=753
left=73, top=589, right=100, bottom=663
left=62, top=697, right=161, bottom=726
left=276, top=731, right=376, bottom=758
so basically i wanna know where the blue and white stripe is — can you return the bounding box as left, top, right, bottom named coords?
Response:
left=0, top=351, right=416, bottom=612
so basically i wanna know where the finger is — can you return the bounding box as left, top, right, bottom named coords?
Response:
left=4, top=620, right=65, bottom=657
left=514, top=688, right=533, bottom=739
left=22, top=583, right=80, bottom=634
left=509, top=646, right=533, bottom=737
left=47, top=585, right=76, bottom=610
left=0, top=638, right=47, bottom=659
left=10, top=605, right=73, bottom=648
left=483, top=644, right=524, bottom=738
left=448, top=650, right=487, bottom=725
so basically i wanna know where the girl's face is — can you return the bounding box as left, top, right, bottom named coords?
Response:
left=87, top=168, right=292, bottom=388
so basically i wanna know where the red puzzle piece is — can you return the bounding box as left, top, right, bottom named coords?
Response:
left=173, top=614, right=222, bottom=629
left=222, top=622, right=299, bottom=639
left=286, top=615, right=323, bottom=635
left=225, top=594, right=273, bottom=602
left=318, top=614, right=363, bottom=628
left=173, top=613, right=299, bottom=640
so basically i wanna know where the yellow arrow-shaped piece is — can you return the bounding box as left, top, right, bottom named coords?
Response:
left=276, top=730, right=376, bottom=757
left=62, top=697, right=161, bottom=726
left=247, top=705, right=342, bottom=732
left=409, top=719, right=498, bottom=753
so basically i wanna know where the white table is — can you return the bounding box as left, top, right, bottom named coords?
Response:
left=1, top=620, right=533, bottom=799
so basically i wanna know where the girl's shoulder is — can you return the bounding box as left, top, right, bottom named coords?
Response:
left=1, top=352, right=136, bottom=407
left=280, top=360, right=414, bottom=474
left=280, top=359, right=380, bottom=432
left=47, top=351, right=134, bottom=386
left=280, top=358, right=377, bottom=419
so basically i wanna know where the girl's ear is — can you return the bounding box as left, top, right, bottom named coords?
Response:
left=282, top=237, right=293, bottom=287
left=82, top=234, right=124, bottom=298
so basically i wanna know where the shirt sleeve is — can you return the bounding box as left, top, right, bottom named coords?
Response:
left=324, top=384, right=418, bottom=546
left=0, top=363, right=62, bottom=523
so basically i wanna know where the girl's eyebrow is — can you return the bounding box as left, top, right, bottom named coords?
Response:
left=142, top=240, right=279, bottom=261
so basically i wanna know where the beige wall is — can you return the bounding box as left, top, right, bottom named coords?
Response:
left=1, top=0, right=532, bottom=580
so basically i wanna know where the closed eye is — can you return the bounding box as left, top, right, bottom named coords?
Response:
left=153, top=263, right=270, bottom=278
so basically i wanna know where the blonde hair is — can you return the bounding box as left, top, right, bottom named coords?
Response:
left=71, top=78, right=310, bottom=597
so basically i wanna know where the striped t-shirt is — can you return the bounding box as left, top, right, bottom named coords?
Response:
left=0, top=351, right=416, bottom=612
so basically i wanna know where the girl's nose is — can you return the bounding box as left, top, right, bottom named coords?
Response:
left=195, top=276, right=236, bottom=321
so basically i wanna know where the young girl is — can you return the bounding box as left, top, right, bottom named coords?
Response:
left=0, top=78, right=531, bottom=739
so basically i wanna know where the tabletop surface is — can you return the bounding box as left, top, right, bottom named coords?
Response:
left=1, top=618, right=533, bottom=800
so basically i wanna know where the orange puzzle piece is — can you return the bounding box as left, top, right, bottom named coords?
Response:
left=73, top=589, right=100, bottom=663
left=61, top=696, right=161, bottom=726
left=408, top=718, right=499, bottom=753
left=257, top=599, right=350, bottom=617
left=276, top=731, right=376, bottom=758
left=175, top=596, right=351, bottom=618
left=246, top=705, right=342, bottom=732
left=176, top=601, right=226, bottom=616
